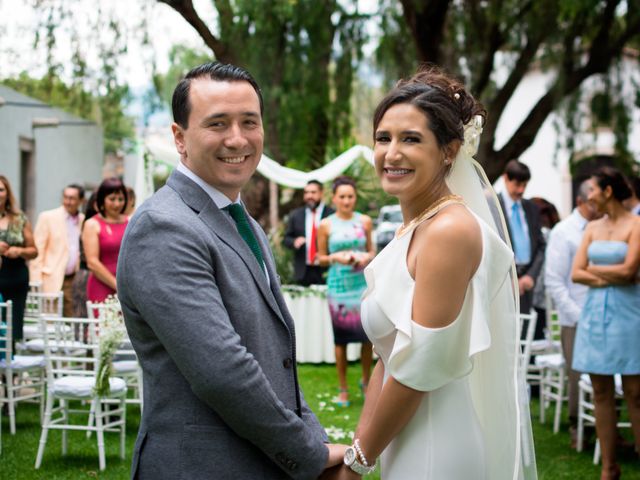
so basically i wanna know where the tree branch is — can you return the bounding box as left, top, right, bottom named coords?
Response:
left=400, top=0, right=452, bottom=64
left=158, top=0, right=236, bottom=64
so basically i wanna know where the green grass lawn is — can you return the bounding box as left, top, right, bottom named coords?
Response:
left=1, top=363, right=639, bottom=479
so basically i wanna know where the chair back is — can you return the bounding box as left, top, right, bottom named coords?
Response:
left=519, top=311, right=538, bottom=379
left=0, top=301, right=13, bottom=362
left=39, top=316, right=99, bottom=387
left=25, top=292, right=63, bottom=319
left=23, top=292, right=64, bottom=341
left=29, top=281, right=42, bottom=294
left=545, top=293, right=561, bottom=344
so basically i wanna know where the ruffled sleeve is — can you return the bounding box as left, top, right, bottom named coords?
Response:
left=363, top=219, right=514, bottom=392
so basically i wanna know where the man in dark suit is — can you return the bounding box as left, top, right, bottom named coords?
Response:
left=498, top=160, right=545, bottom=314
left=117, top=62, right=346, bottom=479
left=284, top=180, right=334, bottom=286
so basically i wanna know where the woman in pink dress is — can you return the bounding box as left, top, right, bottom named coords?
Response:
left=83, top=178, right=128, bottom=303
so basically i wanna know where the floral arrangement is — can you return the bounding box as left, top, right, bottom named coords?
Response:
left=94, top=295, right=125, bottom=397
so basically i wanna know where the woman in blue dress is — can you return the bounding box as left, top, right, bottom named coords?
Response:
left=572, top=166, right=640, bottom=480
left=317, top=176, right=376, bottom=407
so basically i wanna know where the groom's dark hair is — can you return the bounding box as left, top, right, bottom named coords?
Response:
left=172, top=62, right=264, bottom=129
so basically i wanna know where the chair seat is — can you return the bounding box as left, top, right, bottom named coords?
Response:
left=22, top=339, right=86, bottom=353
left=531, top=339, right=561, bottom=353
left=51, top=376, right=127, bottom=399
left=113, top=360, right=138, bottom=374
left=0, top=355, right=45, bottom=370
left=535, top=353, right=565, bottom=368
left=579, top=373, right=624, bottom=396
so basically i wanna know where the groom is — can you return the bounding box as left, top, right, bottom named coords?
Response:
left=117, top=62, right=343, bottom=479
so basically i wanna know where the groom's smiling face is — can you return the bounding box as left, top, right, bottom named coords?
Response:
left=172, top=78, right=264, bottom=201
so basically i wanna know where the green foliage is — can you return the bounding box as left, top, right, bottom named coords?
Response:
left=1, top=72, right=135, bottom=155
left=155, top=1, right=369, bottom=171
left=2, top=0, right=138, bottom=155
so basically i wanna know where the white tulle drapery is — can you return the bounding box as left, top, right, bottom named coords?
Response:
left=144, top=133, right=375, bottom=189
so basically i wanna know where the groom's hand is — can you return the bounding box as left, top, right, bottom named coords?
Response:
left=318, top=464, right=361, bottom=479
left=324, top=443, right=348, bottom=469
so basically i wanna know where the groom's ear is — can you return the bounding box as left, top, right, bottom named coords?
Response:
left=172, top=122, right=188, bottom=159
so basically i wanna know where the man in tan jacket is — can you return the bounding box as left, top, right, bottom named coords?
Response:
left=30, top=185, right=85, bottom=316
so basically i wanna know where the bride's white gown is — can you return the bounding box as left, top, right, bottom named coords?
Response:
left=361, top=209, right=516, bottom=479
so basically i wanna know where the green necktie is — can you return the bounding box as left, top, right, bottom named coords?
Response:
left=224, top=203, right=265, bottom=270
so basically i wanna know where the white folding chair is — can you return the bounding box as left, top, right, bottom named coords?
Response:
left=87, top=301, right=142, bottom=411
left=576, top=373, right=629, bottom=463
left=536, top=351, right=566, bottom=432
left=34, top=315, right=127, bottom=471
left=21, top=291, right=64, bottom=344
left=0, top=300, right=46, bottom=434
left=519, top=311, right=538, bottom=390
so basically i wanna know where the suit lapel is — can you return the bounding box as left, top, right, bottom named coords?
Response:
left=167, top=171, right=285, bottom=325
left=522, top=200, right=537, bottom=252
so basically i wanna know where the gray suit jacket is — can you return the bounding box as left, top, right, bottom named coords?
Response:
left=116, top=170, right=328, bottom=480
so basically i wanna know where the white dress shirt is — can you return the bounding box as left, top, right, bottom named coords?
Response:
left=544, top=208, right=589, bottom=327
left=177, top=161, right=269, bottom=283
left=64, top=212, right=81, bottom=275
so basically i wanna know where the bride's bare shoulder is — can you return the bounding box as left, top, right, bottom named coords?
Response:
left=412, top=205, right=482, bottom=270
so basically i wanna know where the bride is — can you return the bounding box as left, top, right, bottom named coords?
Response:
left=333, top=68, right=537, bottom=479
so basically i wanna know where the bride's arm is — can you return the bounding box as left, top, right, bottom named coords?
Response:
left=356, top=212, right=482, bottom=464
left=354, top=359, right=384, bottom=439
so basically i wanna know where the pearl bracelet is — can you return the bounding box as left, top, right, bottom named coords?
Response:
left=354, top=438, right=371, bottom=467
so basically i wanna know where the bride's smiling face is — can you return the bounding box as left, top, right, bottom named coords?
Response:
left=374, top=103, right=447, bottom=201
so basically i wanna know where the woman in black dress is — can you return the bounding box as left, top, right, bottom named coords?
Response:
left=0, top=175, right=37, bottom=341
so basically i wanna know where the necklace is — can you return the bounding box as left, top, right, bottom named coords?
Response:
left=396, top=194, right=464, bottom=238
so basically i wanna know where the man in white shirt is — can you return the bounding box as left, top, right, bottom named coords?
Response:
left=30, top=185, right=85, bottom=316
left=545, top=179, right=598, bottom=445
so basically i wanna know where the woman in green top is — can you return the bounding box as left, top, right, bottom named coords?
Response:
left=317, top=176, right=376, bottom=407
left=0, top=175, right=38, bottom=341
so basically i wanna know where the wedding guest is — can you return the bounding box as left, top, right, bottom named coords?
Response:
left=124, top=186, right=136, bottom=216
left=0, top=175, right=37, bottom=340
left=498, top=160, right=546, bottom=314
left=572, top=166, right=640, bottom=480
left=317, top=176, right=375, bottom=407
left=623, top=175, right=640, bottom=215
left=335, top=68, right=535, bottom=479
left=545, top=179, right=598, bottom=448
left=29, top=184, right=85, bottom=316
left=71, top=193, right=97, bottom=317
left=531, top=196, right=560, bottom=338
left=284, top=180, right=334, bottom=286
left=83, top=178, right=128, bottom=303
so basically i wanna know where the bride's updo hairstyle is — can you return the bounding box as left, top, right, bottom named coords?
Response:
left=373, top=66, right=486, bottom=171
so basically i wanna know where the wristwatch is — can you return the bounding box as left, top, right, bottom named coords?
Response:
left=343, top=446, right=376, bottom=475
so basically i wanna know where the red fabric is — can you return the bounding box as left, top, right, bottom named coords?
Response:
left=308, top=210, right=317, bottom=264
left=86, top=215, right=128, bottom=303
